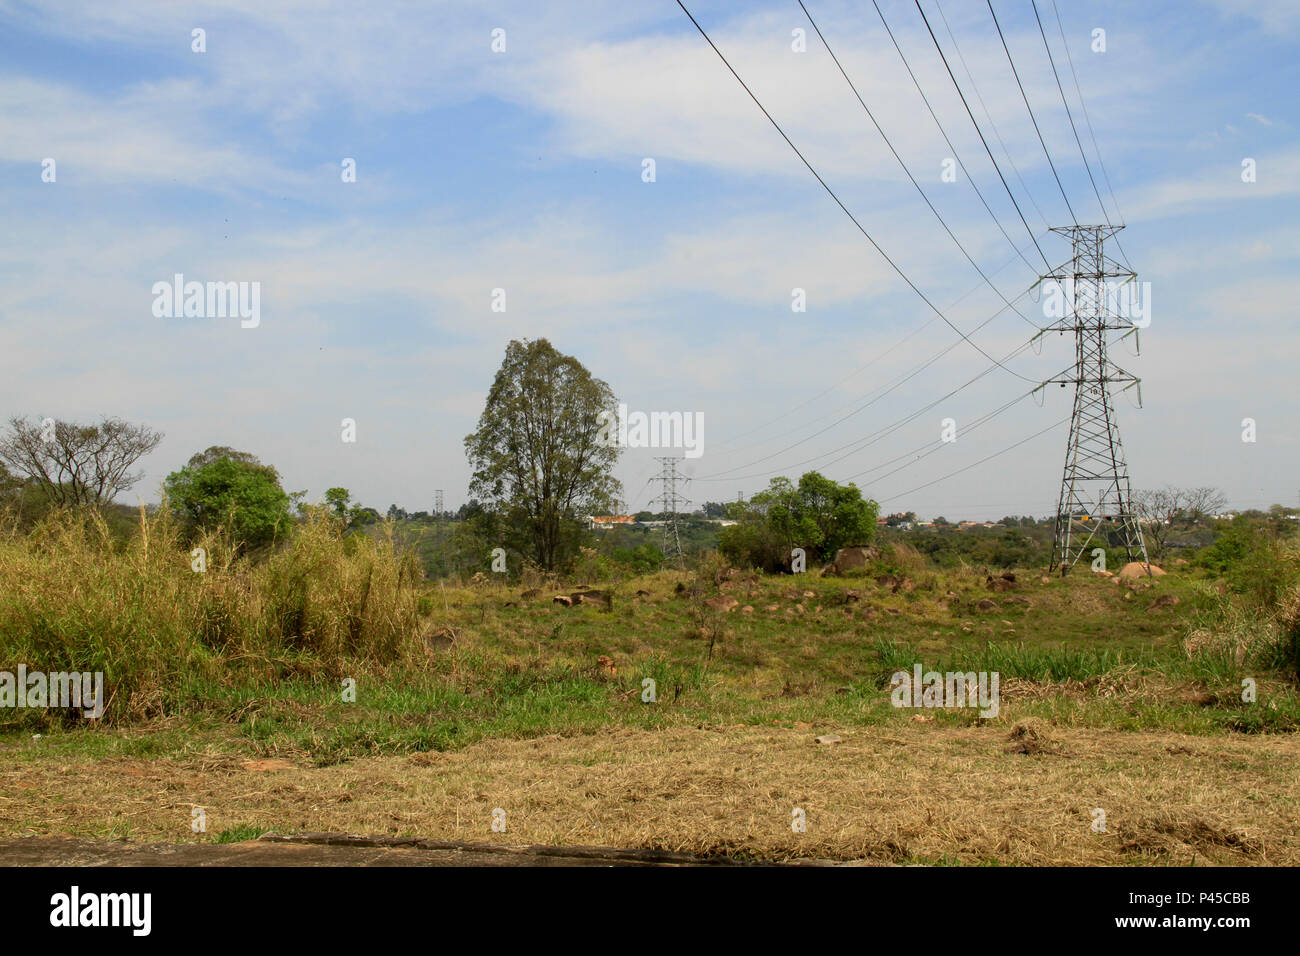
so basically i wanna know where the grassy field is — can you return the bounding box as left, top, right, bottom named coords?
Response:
left=2, top=510, right=1297, bottom=863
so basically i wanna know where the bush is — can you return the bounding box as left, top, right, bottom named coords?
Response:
left=717, top=518, right=787, bottom=573
left=611, top=543, right=665, bottom=574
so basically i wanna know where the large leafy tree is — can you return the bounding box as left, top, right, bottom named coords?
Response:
left=0, top=415, right=162, bottom=507
left=464, top=338, right=621, bottom=571
left=164, top=447, right=293, bottom=550
left=720, top=471, right=877, bottom=571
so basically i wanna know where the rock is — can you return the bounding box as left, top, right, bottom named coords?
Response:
left=844, top=590, right=862, bottom=603
left=1094, top=569, right=1114, bottom=577
left=521, top=588, right=542, bottom=599
left=822, top=545, right=880, bottom=576
left=423, top=625, right=458, bottom=650
left=704, top=595, right=739, bottom=613
left=1149, top=594, right=1180, bottom=609
left=1040, top=575, right=1051, bottom=584
left=1001, top=572, right=1017, bottom=583
left=814, top=734, right=843, bottom=745
left=976, top=598, right=998, bottom=611
left=552, top=595, right=573, bottom=607
left=802, top=590, right=816, bottom=599
left=741, top=605, right=754, bottom=614
left=794, top=604, right=807, bottom=615
left=911, top=714, right=933, bottom=723
left=636, top=589, right=650, bottom=597
left=986, top=575, right=1015, bottom=592
left=571, top=589, right=612, bottom=608
left=764, top=604, right=779, bottom=612
left=597, top=655, right=617, bottom=676
left=1118, top=561, right=1166, bottom=581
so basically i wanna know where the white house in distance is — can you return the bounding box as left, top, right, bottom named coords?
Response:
left=589, top=515, right=636, bottom=530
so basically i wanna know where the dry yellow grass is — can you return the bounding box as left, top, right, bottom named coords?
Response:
left=2, top=722, right=1295, bottom=865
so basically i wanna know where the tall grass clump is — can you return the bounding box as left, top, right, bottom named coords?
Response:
left=1184, top=533, right=1300, bottom=683
left=0, top=506, right=426, bottom=724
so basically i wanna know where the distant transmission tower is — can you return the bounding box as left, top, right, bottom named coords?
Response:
left=653, top=457, right=690, bottom=562
left=1041, top=225, right=1149, bottom=575
left=434, top=489, right=444, bottom=519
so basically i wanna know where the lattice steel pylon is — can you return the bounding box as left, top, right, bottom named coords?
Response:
left=1040, top=225, right=1149, bottom=576
left=652, top=457, right=690, bottom=563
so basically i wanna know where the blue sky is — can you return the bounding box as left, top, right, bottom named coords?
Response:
left=1, top=0, right=1297, bottom=520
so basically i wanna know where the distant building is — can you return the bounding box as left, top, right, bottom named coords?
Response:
left=589, top=515, right=636, bottom=529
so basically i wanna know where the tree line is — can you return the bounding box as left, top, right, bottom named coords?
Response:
left=0, top=336, right=1264, bottom=577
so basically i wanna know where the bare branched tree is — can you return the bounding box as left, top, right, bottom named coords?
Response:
left=1184, top=486, right=1230, bottom=524
left=0, top=416, right=163, bottom=507
left=1132, top=485, right=1228, bottom=557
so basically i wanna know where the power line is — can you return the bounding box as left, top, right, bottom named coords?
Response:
left=707, top=221, right=1050, bottom=460
left=695, top=333, right=1042, bottom=484
left=693, top=285, right=1040, bottom=481
left=797, top=0, right=1040, bottom=330
left=1030, top=0, right=1109, bottom=226
left=809, top=363, right=1038, bottom=477
left=710, top=235, right=1044, bottom=460
left=873, top=0, right=1045, bottom=273
left=844, top=388, right=1036, bottom=484
left=865, top=0, right=1044, bottom=274
left=933, top=0, right=1052, bottom=231
left=674, top=0, right=1038, bottom=384
left=881, top=414, right=1068, bottom=501
left=909, top=0, right=1051, bottom=269
left=1048, top=0, right=1132, bottom=267
left=984, top=0, right=1078, bottom=224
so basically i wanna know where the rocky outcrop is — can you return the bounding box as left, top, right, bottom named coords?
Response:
left=820, top=545, right=880, bottom=576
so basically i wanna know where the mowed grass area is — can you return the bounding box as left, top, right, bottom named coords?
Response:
left=4, top=723, right=1298, bottom=865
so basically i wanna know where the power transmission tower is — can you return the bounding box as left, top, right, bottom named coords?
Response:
left=1040, top=224, right=1149, bottom=575
left=434, top=489, right=444, bottom=519
left=653, top=457, right=690, bottom=563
